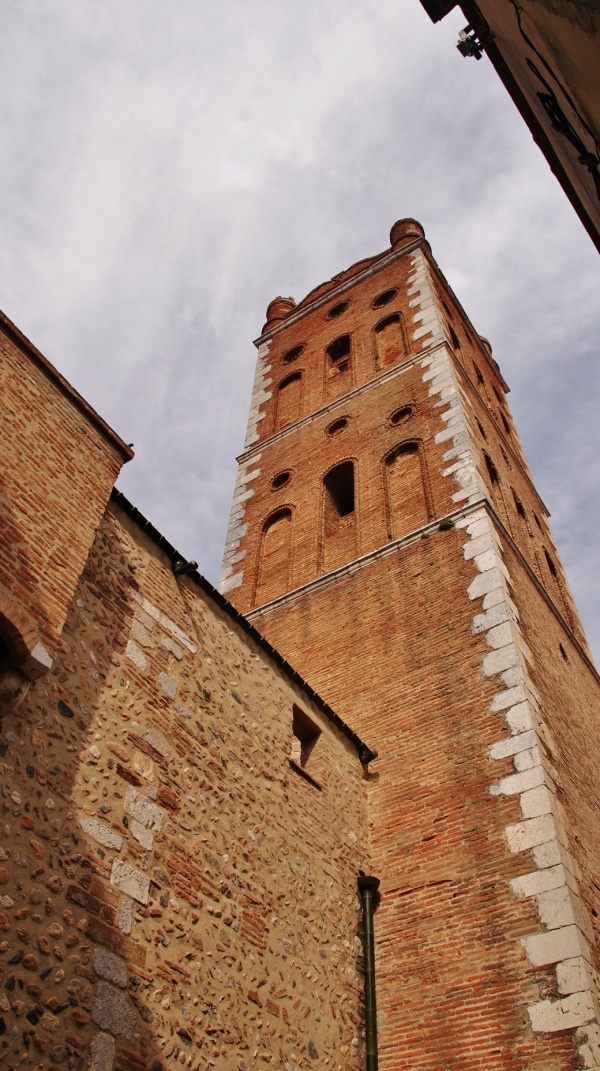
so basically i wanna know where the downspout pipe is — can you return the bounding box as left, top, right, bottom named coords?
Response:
left=358, top=874, right=380, bottom=1071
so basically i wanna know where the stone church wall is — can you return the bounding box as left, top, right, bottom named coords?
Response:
left=0, top=495, right=369, bottom=1071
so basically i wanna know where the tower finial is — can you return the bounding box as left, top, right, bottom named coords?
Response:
left=389, top=218, right=425, bottom=248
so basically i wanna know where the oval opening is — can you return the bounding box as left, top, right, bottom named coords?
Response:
left=373, top=289, right=397, bottom=309
left=271, top=471, right=291, bottom=491
left=327, top=301, right=349, bottom=319
left=389, top=405, right=413, bottom=426
left=283, top=345, right=304, bottom=364
left=327, top=418, right=348, bottom=436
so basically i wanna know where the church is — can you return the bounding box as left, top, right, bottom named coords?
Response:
left=0, top=219, right=599, bottom=1071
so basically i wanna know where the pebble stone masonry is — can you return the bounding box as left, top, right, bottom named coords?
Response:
left=0, top=315, right=372, bottom=1069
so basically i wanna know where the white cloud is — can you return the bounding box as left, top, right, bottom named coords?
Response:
left=0, top=0, right=598, bottom=659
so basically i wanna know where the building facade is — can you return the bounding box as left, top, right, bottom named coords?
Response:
left=222, top=219, right=600, bottom=1069
left=417, top=0, right=600, bottom=253
left=0, top=219, right=599, bottom=1070
left=0, top=310, right=371, bottom=1070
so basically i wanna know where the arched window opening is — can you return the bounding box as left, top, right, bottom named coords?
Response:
left=484, top=453, right=499, bottom=485
left=324, top=462, right=355, bottom=518
left=534, top=513, right=543, bottom=531
left=501, top=413, right=511, bottom=435
left=327, top=301, right=349, bottom=320
left=374, top=313, right=406, bottom=368
left=512, top=490, right=526, bottom=518
left=373, top=289, right=397, bottom=309
left=327, top=417, right=348, bottom=436
left=449, top=325, right=461, bottom=350
left=255, top=508, right=293, bottom=605
left=389, top=405, right=413, bottom=427
left=476, top=420, right=487, bottom=440
left=276, top=371, right=302, bottom=430
left=474, top=364, right=485, bottom=385
left=283, top=344, right=304, bottom=364
left=493, top=386, right=504, bottom=404
left=544, top=549, right=558, bottom=577
left=327, top=335, right=351, bottom=364
left=385, top=442, right=430, bottom=539
left=321, top=462, right=357, bottom=572
left=271, top=471, right=291, bottom=491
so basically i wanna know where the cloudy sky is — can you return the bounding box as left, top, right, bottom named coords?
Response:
left=1, top=1, right=599, bottom=661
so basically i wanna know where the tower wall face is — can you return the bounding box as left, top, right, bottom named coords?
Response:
left=222, top=229, right=600, bottom=1069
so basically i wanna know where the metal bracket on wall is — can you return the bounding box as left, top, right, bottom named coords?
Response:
left=457, top=23, right=491, bottom=60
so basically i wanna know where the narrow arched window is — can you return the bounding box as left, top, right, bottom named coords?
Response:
left=327, top=334, right=351, bottom=367
left=255, top=508, right=293, bottom=605
left=275, top=371, right=302, bottom=430
left=321, top=462, right=357, bottom=572
left=374, top=313, right=407, bottom=368
left=484, top=453, right=499, bottom=485
left=385, top=442, right=430, bottom=539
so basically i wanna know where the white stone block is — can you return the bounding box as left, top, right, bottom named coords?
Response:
left=500, top=665, right=524, bottom=688
left=490, top=686, right=527, bottom=713
left=491, top=765, right=545, bottom=797
left=505, top=701, right=534, bottom=734
left=130, top=819, right=153, bottom=851
left=80, top=817, right=123, bottom=852
left=510, top=864, right=566, bottom=900
left=482, top=644, right=520, bottom=677
left=505, top=813, right=556, bottom=853
left=485, top=621, right=515, bottom=650
left=482, top=587, right=510, bottom=611
left=514, top=745, right=542, bottom=771
left=521, top=924, right=585, bottom=967
left=473, top=602, right=513, bottom=635
left=474, top=549, right=503, bottom=575
left=490, top=730, right=536, bottom=761
left=111, top=860, right=150, bottom=905
left=125, top=786, right=164, bottom=831
left=537, top=885, right=578, bottom=930
left=125, top=640, right=147, bottom=671
left=575, top=1022, right=600, bottom=1066
left=528, top=991, right=596, bottom=1032
left=533, top=839, right=562, bottom=870
left=520, top=785, right=552, bottom=819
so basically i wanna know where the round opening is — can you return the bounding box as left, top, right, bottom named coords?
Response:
left=327, top=418, right=348, bottom=436
left=283, top=345, right=304, bottom=364
left=327, top=301, right=349, bottom=319
left=389, top=405, right=413, bottom=426
left=271, top=471, right=291, bottom=490
left=373, top=289, right=397, bottom=309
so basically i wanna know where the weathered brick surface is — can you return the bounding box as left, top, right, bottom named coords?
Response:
left=0, top=311, right=131, bottom=673
left=225, top=225, right=600, bottom=1069
left=0, top=499, right=369, bottom=1070
left=251, top=530, right=580, bottom=1070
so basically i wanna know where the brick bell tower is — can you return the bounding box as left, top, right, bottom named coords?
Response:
left=221, top=220, right=600, bottom=1070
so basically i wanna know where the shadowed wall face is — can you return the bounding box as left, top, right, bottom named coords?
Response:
left=0, top=315, right=130, bottom=681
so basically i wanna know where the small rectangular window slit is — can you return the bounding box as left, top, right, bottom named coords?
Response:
left=290, top=706, right=322, bottom=789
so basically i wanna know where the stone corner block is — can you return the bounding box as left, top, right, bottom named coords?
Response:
left=528, top=991, right=596, bottom=1033
left=93, top=947, right=128, bottom=988
left=92, top=981, right=137, bottom=1038
left=110, top=859, right=149, bottom=905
